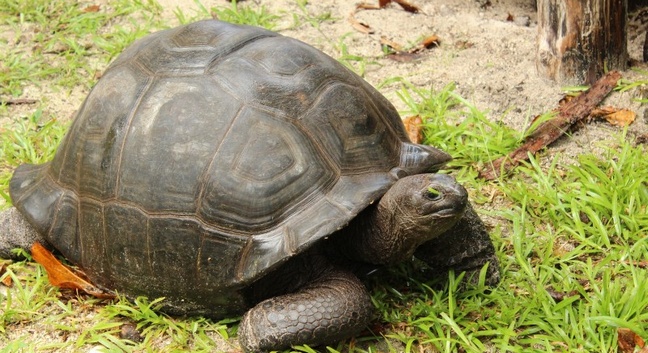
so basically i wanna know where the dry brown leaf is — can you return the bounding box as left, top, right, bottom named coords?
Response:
left=415, top=35, right=439, bottom=51
left=403, top=115, right=423, bottom=143
left=385, top=34, right=439, bottom=59
left=348, top=13, right=374, bottom=34
left=393, top=0, right=421, bottom=13
left=357, top=3, right=381, bottom=10
left=82, top=5, right=100, bottom=12
left=31, top=243, right=115, bottom=299
left=358, top=0, right=421, bottom=13
left=557, top=94, right=575, bottom=108
left=604, top=109, right=636, bottom=126
left=380, top=36, right=404, bottom=52
left=618, top=328, right=646, bottom=353
left=590, top=106, right=616, bottom=117
left=545, top=286, right=579, bottom=302
left=590, top=107, right=636, bottom=126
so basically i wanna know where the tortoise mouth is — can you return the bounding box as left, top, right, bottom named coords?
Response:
left=421, top=197, right=467, bottom=218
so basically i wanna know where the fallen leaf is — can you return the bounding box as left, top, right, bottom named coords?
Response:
left=618, top=328, right=646, bottom=353
left=357, top=3, right=381, bottom=10
left=384, top=35, right=439, bottom=59
left=31, top=243, right=115, bottom=299
left=590, top=106, right=616, bottom=117
left=380, top=36, right=404, bottom=52
left=604, top=109, right=635, bottom=126
left=419, top=35, right=440, bottom=49
left=400, top=35, right=439, bottom=54
left=590, top=106, right=636, bottom=126
left=545, top=286, right=579, bottom=302
left=358, top=0, right=421, bottom=13
left=558, top=94, right=575, bottom=107
left=348, top=13, right=374, bottom=34
left=403, top=115, right=423, bottom=143
left=392, top=0, right=421, bottom=13
left=82, top=5, right=100, bottom=12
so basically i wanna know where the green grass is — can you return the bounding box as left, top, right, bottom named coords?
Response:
left=173, top=0, right=280, bottom=29
left=388, top=83, right=648, bottom=352
left=0, top=0, right=164, bottom=97
left=2, top=0, right=648, bottom=352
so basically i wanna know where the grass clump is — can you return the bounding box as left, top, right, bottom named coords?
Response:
left=365, top=83, right=648, bottom=352
left=0, top=0, right=163, bottom=96
left=501, top=139, right=648, bottom=251
left=0, top=111, right=67, bottom=205
left=397, top=83, right=522, bottom=177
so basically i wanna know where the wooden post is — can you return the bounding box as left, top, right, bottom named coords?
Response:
left=536, top=0, right=628, bottom=84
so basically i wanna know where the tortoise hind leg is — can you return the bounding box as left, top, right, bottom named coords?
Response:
left=238, top=268, right=374, bottom=353
left=0, top=207, right=47, bottom=259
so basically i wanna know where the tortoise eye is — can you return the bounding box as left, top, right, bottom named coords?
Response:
left=425, top=187, right=442, bottom=201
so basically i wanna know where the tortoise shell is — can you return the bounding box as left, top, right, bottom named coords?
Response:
left=9, top=20, right=448, bottom=315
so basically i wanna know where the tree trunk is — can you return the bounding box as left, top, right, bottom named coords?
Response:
left=536, top=0, right=628, bottom=84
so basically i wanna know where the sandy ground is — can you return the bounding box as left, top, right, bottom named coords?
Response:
left=2, top=0, right=648, bottom=351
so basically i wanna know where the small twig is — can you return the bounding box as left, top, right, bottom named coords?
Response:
left=479, top=70, right=622, bottom=180
left=1, top=98, right=38, bottom=106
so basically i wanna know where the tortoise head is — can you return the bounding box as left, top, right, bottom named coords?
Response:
left=373, top=173, right=468, bottom=263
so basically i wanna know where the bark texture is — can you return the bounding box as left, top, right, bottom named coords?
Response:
left=537, top=0, right=628, bottom=84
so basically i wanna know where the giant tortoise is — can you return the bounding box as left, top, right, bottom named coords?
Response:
left=0, top=20, right=499, bottom=352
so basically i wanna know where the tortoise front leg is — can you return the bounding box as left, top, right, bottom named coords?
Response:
left=238, top=268, right=373, bottom=353
left=414, top=203, right=500, bottom=286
